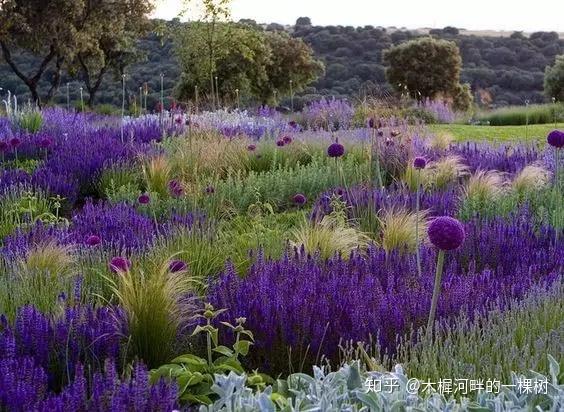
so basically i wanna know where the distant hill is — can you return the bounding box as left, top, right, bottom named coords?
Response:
left=1, top=20, right=562, bottom=108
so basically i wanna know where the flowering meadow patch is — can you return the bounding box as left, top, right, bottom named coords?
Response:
left=0, top=104, right=562, bottom=411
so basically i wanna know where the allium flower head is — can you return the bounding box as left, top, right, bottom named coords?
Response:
left=168, top=180, right=184, bottom=198
left=282, top=135, right=293, bottom=144
left=0, top=141, right=8, bottom=152
left=292, top=193, right=307, bottom=205
left=110, top=256, right=131, bottom=273
left=205, top=185, right=215, bottom=194
left=427, top=216, right=465, bottom=251
left=367, top=118, right=375, bottom=128
left=276, top=139, right=285, bottom=147
left=85, top=234, right=101, bottom=247
left=39, top=137, right=53, bottom=149
left=327, top=139, right=345, bottom=158
left=288, top=121, right=298, bottom=129
left=10, top=137, right=21, bottom=148
left=169, top=259, right=187, bottom=273
left=547, top=130, right=564, bottom=148
left=138, top=193, right=150, bottom=204
left=413, top=157, right=427, bottom=170
left=247, top=144, right=256, bottom=152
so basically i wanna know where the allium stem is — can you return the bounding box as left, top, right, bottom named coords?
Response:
left=415, top=173, right=422, bottom=278
left=372, top=128, right=383, bottom=189
left=427, top=249, right=445, bottom=332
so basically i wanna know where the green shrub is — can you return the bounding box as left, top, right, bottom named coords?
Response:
left=478, top=103, right=564, bottom=126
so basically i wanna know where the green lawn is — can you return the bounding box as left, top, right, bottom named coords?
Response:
left=429, top=123, right=564, bottom=143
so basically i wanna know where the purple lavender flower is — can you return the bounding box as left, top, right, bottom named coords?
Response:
left=327, top=140, right=345, bottom=158
left=85, top=235, right=101, bottom=247
left=292, top=193, right=307, bottom=206
left=547, top=130, right=564, bottom=148
left=428, top=216, right=465, bottom=251
left=413, top=157, right=427, bottom=170
left=168, top=259, right=187, bottom=273
left=138, top=193, right=151, bottom=204
left=110, top=256, right=131, bottom=273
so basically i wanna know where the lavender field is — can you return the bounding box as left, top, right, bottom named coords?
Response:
left=0, top=96, right=561, bottom=411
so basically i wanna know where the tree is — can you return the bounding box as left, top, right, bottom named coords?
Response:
left=258, top=31, right=324, bottom=103
left=175, top=23, right=270, bottom=104
left=179, top=0, right=232, bottom=109
left=384, top=37, right=472, bottom=109
left=544, top=55, right=564, bottom=101
left=0, top=0, right=84, bottom=105
left=74, top=0, right=154, bottom=106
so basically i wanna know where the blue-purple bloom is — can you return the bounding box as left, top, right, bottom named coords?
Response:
left=428, top=216, right=465, bottom=251
left=168, top=259, right=188, bottom=273
left=547, top=130, right=564, bottom=148
left=110, top=256, right=131, bottom=273
left=413, top=157, right=427, bottom=169
left=327, top=140, right=345, bottom=158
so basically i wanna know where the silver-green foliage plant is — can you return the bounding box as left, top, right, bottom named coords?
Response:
left=200, top=358, right=563, bottom=412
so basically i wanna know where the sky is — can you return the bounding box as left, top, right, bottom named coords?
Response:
left=153, top=0, right=564, bottom=32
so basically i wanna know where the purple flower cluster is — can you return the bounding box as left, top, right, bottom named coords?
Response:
left=416, top=98, right=456, bottom=124
left=311, top=186, right=459, bottom=222
left=0, top=304, right=126, bottom=388
left=0, top=357, right=177, bottom=411
left=209, top=216, right=562, bottom=374
left=301, top=98, right=355, bottom=131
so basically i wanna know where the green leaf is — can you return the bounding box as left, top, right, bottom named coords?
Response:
left=233, top=339, right=252, bottom=356
left=171, top=354, right=208, bottom=368
left=213, top=345, right=234, bottom=357
left=181, top=393, right=213, bottom=405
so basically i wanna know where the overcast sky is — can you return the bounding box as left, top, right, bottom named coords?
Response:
left=153, top=0, right=564, bottom=32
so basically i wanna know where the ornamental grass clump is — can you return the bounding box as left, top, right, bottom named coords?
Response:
left=378, top=208, right=429, bottom=255
left=142, top=155, right=172, bottom=198
left=105, top=257, right=199, bottom=367
left=426, top=155, right=470, bottom=189
left=462, top=169, right=506, bottom=204
left=511, top=164, right=551, bottom=197
left=291, top=214, right=370, bottom=261
left=426, top=216, right=465, bottom=330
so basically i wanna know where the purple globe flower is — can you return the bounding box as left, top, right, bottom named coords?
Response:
left=282, top=135, right=293, bottom=144
left=288, top=121, right=298, bottom=129
left=169, top=259, right=187, bottom=273
left=413, top=157, right=427, bottom=170
left=205, top=185, right=215, bottom=194
left=427, top=216, right=465, bottom=251
left=247, top=144, right=256, bottom=152
left=327, top=140, right=345, bottom=158
left=276, top=139, right=285, bottom=147
left=138, top=193, right=150, bottom=204
left=0, top=141, right=8, bottom=152
left=85, top=234, right=101, bottom=247
left=39, top=137, right=53, bottom=149
left=10, top=137, right=21, bottom=148
left=109, top=256, right=131, bottom=273
left=168, top=180, right=184, bottom=198
left=547, top=130, right=564, bottom=148
left=292, top=193, right=307, bottom=205
left=367, top=118, right=375, bottom=128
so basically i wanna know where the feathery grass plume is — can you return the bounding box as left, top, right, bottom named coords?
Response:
left=428, top=131, right=454, bottom=151
left=105, top=257, right=199, bottom=367
left=142, top=155, right=172, bottom=197
left=463, top=169, right=506, bottom=203
left=166, top=130, right=250, bottom=181
left=23, top=241, right=74, bottom=278
left=291, top=205, right=369, bottom=261
left=511, top=164, right=551, bottom=196
left=426, top=155, right=469, bottom=189
left=378, top=208, right=429, bottom=254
